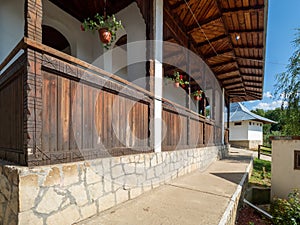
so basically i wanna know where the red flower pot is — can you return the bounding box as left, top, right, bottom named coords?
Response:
left=194, top=96, right=202, bottom=101
left=174, top=82, right=180, bottom=88
left=98, top=28, right=112, bottom=44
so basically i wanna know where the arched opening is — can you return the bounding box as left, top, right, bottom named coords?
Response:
left=42, top=25, right=71, bottom=55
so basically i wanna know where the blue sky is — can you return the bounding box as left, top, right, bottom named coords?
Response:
left=244, top=0, right=300, bottom=111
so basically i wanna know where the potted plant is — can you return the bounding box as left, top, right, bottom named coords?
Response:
left=192, top=90, right=203, bottom=101
left=81, top=13, right=123, bottom=49
left=170, top=71, right=189, bottom=88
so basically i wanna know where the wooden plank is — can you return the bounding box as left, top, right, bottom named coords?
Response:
left=42, top=74, right=50, bottom=152
left=57, top=77, right=70, bottom=151
left=94, top=90, right=103, bottom=148
left=70, top=81, right=82, bottom=151
left=82, top=85, right=93, bottom=149
left=48, top=73, right=58, bottom=152
left=119, top=96, right=126, bottom=147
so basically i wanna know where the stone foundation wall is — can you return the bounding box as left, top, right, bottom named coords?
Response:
left=0, top=165, right=19, bottom=225
left=0, top=146, right=228, bottom=225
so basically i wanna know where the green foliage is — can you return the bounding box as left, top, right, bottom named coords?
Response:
left=271, top=189, right=300, bottom=225
left=249, top=158, right=271, bottom=187
left=274, top=28, right=300, bottom=136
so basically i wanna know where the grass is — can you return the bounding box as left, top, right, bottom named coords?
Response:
left=259, top=146, right=272, bottom=156
left=249, top=158, right=271, bottom=187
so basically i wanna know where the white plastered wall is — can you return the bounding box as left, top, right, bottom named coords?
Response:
left=42, top=0, right=102, bottom=63
left=229, top=121, right=248, bottom=140
left=0, top=0, right=24, bottom=65
left=248, top=121, right=263, bottom=141
left=271, top=139, right=300, bottom=199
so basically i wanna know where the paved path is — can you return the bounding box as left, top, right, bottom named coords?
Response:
left=230, top=147, right=272, bottom=161
left=77, top=150, right=253, bottom=225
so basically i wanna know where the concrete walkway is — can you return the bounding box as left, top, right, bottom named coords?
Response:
left=77, top=149, right=253, bottom=225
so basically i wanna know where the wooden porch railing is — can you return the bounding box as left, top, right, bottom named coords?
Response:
left=0, top=37, right=225, bottom=166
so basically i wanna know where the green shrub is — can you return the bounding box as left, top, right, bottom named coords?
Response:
left=271, top=189, right=300, bottom=225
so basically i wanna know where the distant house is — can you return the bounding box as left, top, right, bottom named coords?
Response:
left=226, top=102, right=276, bottom=150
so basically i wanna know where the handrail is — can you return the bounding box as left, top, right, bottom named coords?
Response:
left=0, top=38, right=26, bottom=72
left=243, top=199, right=273, bottom=220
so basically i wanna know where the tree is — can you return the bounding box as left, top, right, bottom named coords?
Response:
left=274, top=28, right=300, bottom=135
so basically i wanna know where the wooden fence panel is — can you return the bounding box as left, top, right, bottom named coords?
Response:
left=190, top=119, right=204, bottom=147
left=0, top=55, right=25, bottom=164
left=40, top=71, right=150, bottom=163
left=162, top=108, right=188, bottom=150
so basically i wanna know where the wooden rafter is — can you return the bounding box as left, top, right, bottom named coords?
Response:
left=187, top=14, right=222, bottom=33
left=196, top=34, right=228, bottom=47
left=222, top=5, right=265, bottom=14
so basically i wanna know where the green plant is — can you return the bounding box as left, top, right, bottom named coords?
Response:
left=192, top=90, right=204, bottom=97
left=271, top=189, right=300, bottom=225
left=81, top=14, right=123, bottom=49
left=167, top=71, right=189, bottom=87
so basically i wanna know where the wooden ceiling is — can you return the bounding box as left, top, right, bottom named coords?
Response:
left=164, top=0, right=268, bottom=102
left=49, top=0, right=267, bottom=102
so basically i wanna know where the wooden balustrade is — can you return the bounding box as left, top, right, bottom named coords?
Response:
left=0, top=37, right=225, bottom=166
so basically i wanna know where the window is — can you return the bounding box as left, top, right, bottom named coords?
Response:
left=249, top=122, right=252, bottom=125
left=294, top=150, right=300, bottom=170
left=234, top=122, right=242, bottom=126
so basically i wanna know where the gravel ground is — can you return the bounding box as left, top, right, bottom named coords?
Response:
left=236, top=205, right=272, bottom=225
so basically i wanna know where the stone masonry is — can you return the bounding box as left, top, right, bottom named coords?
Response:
left=0, top=146, right=228, bottom=225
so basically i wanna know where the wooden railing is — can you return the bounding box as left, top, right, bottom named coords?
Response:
left=0, top=37, right=226, bottom=166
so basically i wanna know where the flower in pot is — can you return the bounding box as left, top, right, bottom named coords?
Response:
left=192, top=90, right=203, bottom=101
left=172, top=71, right=189, bottom=88
left=81, top=14, right=123, bottom=49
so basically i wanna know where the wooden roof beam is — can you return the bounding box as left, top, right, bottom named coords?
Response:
left=228, top=29, right=264, bottom=34
left=197, top=34, right=228, bottom=48
left=239, top=65, right=263, bottom=70
left=215, top=68, right=239, bottom=76
left=164, top=7, right=189, bottom=48
left=225, top=84, right=245, bottom=90
left=222, top=5, right=265, bottom=15
left=241, top=73, right=263, bottom=77
left=187, top=14, right=223, bottom=33
left=210, top=59, right=236, bottom=69
left=204, top=49, right=234, bottom=60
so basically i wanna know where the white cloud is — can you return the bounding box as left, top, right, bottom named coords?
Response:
left=263, top=91, right=273, bottom=98
left=252, top=100, right=288, bottom=110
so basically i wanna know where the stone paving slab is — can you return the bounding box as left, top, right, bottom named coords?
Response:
left=77, top=150, right=253, bottom=225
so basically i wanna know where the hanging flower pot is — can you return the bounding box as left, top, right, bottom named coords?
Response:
left=174, top=82, right=180, bottom=88
left=81, top=14, right=123, bottom=49
left=167, top=71, right=189, bottom=89
left=192, top=90, right=204, bottom=101
left=194, top=95, right=202, bottom=101
left=98, top=28, right=112, bottom=44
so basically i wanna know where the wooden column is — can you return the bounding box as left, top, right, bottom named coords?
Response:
left=186, top=44, right=191, bottom=146
left=221, top=88, right=225, bottom=145
left=152, top=0, right=163, bottom=153
left=24, top=0, right=43, bottom=165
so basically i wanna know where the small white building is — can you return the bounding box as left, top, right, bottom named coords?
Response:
left=226, top=103, right=276, bottom=150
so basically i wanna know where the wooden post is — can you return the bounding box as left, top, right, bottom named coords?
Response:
left=24, top=0, right=43, bottom=165
left=152, top=0, right=163, bottom=153
left=258, top=144, right=261, bottom=159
